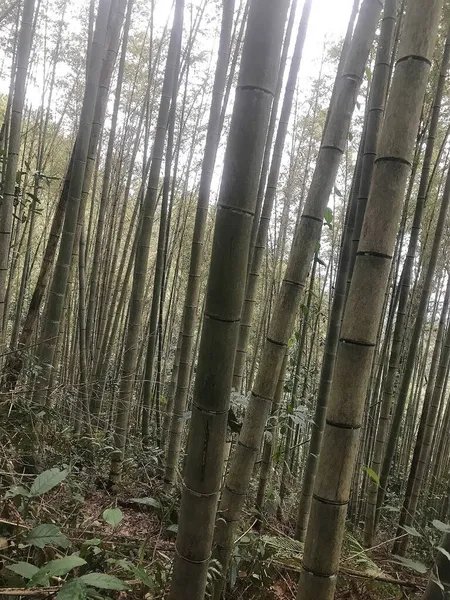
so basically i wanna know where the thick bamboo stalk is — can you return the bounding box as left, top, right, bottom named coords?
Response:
left=0, top=0, right=35, bottom=347
left=297, top=2, right=442, bottom=597
left=395, top=271, right=450, bottom=555
left=214, top=2, right=382, bottom=593
left=374, top=26, right=450, bottom=525
left=163, top=0, right=235, bottom=486
left=168, top=1, right=288, bottom=597
left=232, top=0, right=312, bottom=393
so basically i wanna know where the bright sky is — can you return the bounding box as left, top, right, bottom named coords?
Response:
left=1, top=0, right=357, bottom=95
left=151, top=0, right=357, bottom=87
left=0, top=0, right=358, bottom=197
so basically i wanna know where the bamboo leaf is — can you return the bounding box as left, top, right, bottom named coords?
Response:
left=26, top=191, right=40, bottom=203
left=436, top=546, right=450, bottom=563
left=432, top=519, right=450, bottom=533
left=131, top=565, right=153, bottom=589
left=130, top=497, right=161, bottom=510
left=362, top=466, right=380, bottom=486
left=392, top=555, right=427, bottom=573
left=399, top=524, right=422, bottom=538
left=324, top=207, right=333, bottom=227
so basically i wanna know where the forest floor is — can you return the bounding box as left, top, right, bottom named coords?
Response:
left=0, top=435, right=430, bottom=600
left=72, top=487, right=429, bottom=599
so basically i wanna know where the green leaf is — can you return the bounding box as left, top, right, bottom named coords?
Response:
left=110, top=558, right=133, bottom=571
left=130, top=497, right=162, bottom=510
left=392, top=555, right=427, bottom=574
left=42, top=555, right=86, bottom=576
left=399, top=524, right=422, bottom=538
left=362, top=466, right=380, bottom=486
left=432, top=520, right=450, bottom=533
left=229, top=562, right=238, bottom=589
left=29, top=468, right=68, bottom=497
left=28, top=570, right=51, bottom=587
left=430, top=573, right=445, bottom=591
left=167, top=524, right=178, bottom=534
left=102, top=508, right=123, bottom=527
left=5, top=485, right=30, bottom=498
left=86, top=589, right=104, bottom=600
left=26, top=192, right=41, bottom=204
left=437, top=546, right=450, bottom=563
left=324, top=207, right=333, bottom=228
left=6, top=562, right=39, bottom=580
left=132, top=565, right=153, bottom=589
left=365, top=66, right=372, bottom=82
left=79, top=573, right=129, bottom=590
left=83, top=538, right=101, bottom=547
left=26, top=523, right=69, bottom=549
left=56, top=580, right=88, bottom=600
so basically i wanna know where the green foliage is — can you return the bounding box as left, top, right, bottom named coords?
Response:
left=6, top=561, right=39, bottom=579
left=399, top=524, right=422, bottom=538
left=79, top=573, right=129, bottom=590
left=30, top=468, right=69, bottom=497
left=432, top=519, right=450, bottom=533
left=166, top=523, right=178, bottom=536
left=26, top=523, right=69, bottom=549
left=437, top=545, right=450, bottom=562
left=130, top=497, right=162, bottom=510
left=324, top=206, right=333, bottom=229
left=111, top=559, right=154, bottom=590
left=205, top=559, right=222, bottom=598
left=391, top=555, right=427, bottom=574
left=362, top=466, right=380, bottom=486
left=56, top=579, right=88, bottom=600
left=102, top=508, right=123, bottom=527
left=227, top=531, right=285, bottom=592
left=4, top=468, right=69, bottom=500
left=2, top=471, right=134, bottom=598
left=41, top=555, right=86, bottom=577
left=5, top=485, right=31, bottom=498
left=345, top=533, right=381, bottom=574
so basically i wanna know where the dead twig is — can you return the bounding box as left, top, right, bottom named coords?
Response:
left=341, top=567, right=426, bottom=589
left=272, top=559, right=427, bottom=589
left=0, top=580, right=141, bottom=596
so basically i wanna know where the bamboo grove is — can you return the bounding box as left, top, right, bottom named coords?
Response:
left=1, top=0, right=450, bottom=599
